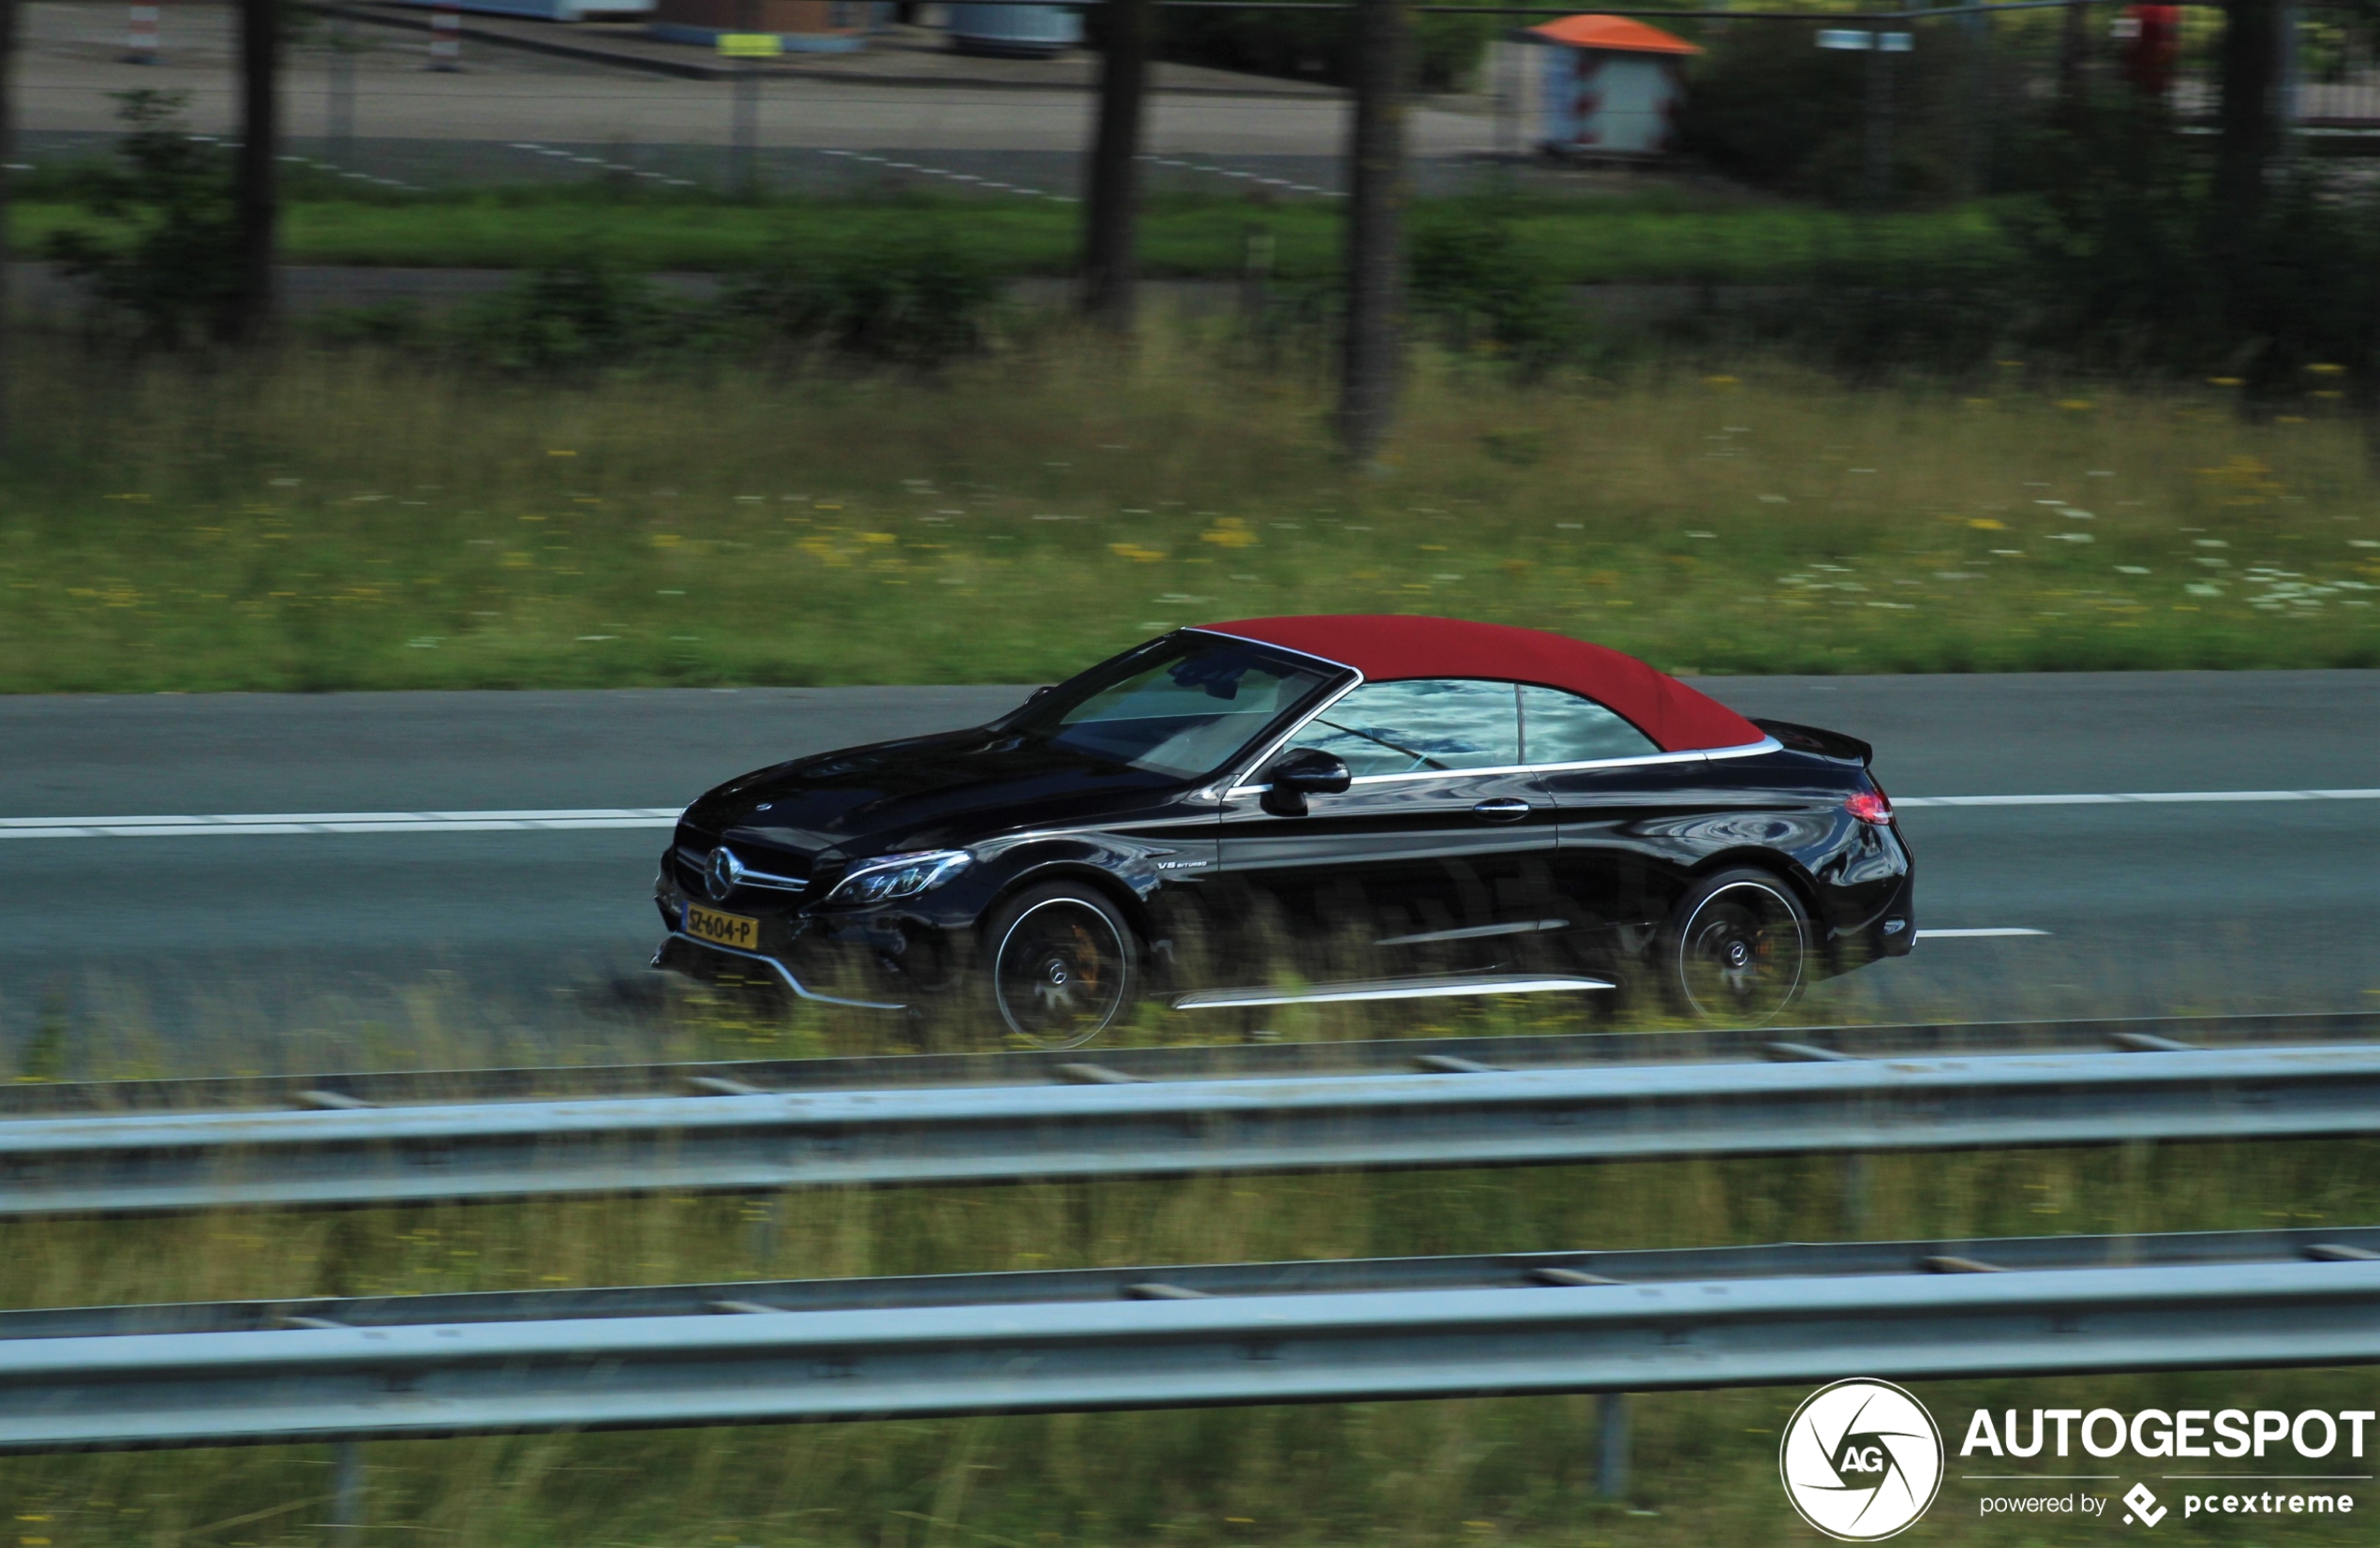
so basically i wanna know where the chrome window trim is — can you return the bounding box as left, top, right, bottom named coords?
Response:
left=1225, top=730, right=1783, bottom=795
left=1209, top=670, right=1369, bottom=797
left=1182, top=626, right=1362, bottom=678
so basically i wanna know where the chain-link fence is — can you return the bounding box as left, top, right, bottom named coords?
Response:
left=16, top=0, right=2371, bottom=394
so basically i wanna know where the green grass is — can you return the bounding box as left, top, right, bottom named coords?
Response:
left=0, top=330, right=2373, bottom=694
left=8, top=190, right=2006, bottom=282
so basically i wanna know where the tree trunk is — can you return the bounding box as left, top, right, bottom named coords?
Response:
left=1081, top=0, right=1152, bottom=325
left=0, top=0, right=18, bottom=450
left=1336, top=0, right=1410, bottom=466
left=2215, top=0, right=2279, bottom=240
left=234, top=0, right=279, bottom=340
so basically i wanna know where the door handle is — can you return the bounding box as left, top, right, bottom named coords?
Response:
left=1472, top=798, right=1533, bottom=823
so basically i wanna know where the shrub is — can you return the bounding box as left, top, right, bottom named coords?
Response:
left=451, top=260, right=686, bottom=375
left=721, top=234, right=999, bottom=368
left=1407, top=211, right=1579, bottom=371
left=44, top=90, right=245, bottom=347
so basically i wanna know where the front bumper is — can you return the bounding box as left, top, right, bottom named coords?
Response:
left=651, top=861, right=961, bottom=1010
left=651, top=929, right=909, bottom=1010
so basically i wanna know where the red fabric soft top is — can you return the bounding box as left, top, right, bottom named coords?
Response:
left=1195, top=615, right=1764, bottom=754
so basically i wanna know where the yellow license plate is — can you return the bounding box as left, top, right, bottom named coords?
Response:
left=685, top=904, right=761, bottom=951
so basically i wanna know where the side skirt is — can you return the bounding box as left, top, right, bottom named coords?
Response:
left=1170, top=974, right=1614, bottom=1011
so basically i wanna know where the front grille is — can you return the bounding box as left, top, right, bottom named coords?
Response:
left=674, top=841, right=812, bottom=899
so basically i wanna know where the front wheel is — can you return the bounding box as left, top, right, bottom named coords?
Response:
left=984, top=884, right=1139, bottom=1049
left=1664, top=868, right=1810, bottom=1025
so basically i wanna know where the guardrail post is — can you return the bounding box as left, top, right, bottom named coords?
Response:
left=331, top=1440, right=364, bottom=1544
left=1840, top=1151, right=1870, bottom=1236
left=746, top=1193, right=781, bottom=1268
left=1596, top=1392, right=1629, bottom=1498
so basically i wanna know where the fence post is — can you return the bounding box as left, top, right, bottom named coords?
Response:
left=330, top=1440, right=365, bottom=1545
left=1337, top=0, right=1412, bottom=465
left=2277, top=0, right=2303, bottom=157
left=427, top=2, right=461, bottom=71
left=327, top=13, right=356, bottom=164
left=1864, top=37, right=1890, bottom=206
left=123, top=2, right=159, bottom=63
left=730, top=0, right=761, bottom=196
left=1597, top=1392, right=1631, bottom=1498
left=1960, top=7, right=1989, bottom=197
left=1240, top=223, right=1274, bottom=323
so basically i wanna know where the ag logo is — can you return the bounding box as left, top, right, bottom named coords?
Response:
left=1779, top=1379, right=1945, bottom=1541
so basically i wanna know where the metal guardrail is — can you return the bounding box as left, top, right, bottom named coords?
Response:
left=5, top=1034, right=2380, bottom=1217
left=7, top=1226, right=2380, bottom=1452
left=9, top=1010, right=2377, bottom=1115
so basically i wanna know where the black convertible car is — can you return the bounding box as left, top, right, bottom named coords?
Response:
left=654, top=615, right=1913, bottom=1044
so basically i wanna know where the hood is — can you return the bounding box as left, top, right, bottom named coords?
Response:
left=680, top=727, right=1185, bottom=861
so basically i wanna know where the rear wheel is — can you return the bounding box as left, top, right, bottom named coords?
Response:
left=1665, top=868, right=1809, bottom=1025
left=985, top=884, right=1139, bottom=1049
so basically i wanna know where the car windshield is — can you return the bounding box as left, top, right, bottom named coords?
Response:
left=1006, top=633, right=1339, bottom=779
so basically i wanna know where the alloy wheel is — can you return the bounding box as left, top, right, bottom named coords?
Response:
left=993, top=897, right=1130, bottom=1049
left=1674, top=879, right=1807, bottom=1024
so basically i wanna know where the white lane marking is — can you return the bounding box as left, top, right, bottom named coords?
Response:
left=1898, top=789, right=2380, bottom=807
left=1914, top=928, right=2050, bottom=939
left=5, top=786, right=2373, bottom=840
left=0, top=809, right=679, bottom=839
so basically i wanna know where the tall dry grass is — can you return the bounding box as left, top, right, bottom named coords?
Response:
left=0, top=327, right=2373, bottom=694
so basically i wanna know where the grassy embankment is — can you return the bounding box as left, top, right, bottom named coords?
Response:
left=0, top=333, right=2373, bottom=694
left=7, top=189, right=2003, bottom=280
left=0, top=1116, right=2372, bottom=1546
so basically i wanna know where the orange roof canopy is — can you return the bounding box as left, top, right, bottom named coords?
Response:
left=1524, top=13, right=1702, bottom=53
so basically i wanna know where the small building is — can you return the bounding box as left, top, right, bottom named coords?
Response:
left=650, top=0, right=872, bottom=52
left=1520, top=14, right=1700, bottom=157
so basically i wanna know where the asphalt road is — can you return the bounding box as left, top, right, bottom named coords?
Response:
left=3, top=672, right=2375, bottom=1066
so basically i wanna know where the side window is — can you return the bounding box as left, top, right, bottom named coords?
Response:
left=1293, top=679, right=1521, bottom=777
left=1519, top=685, right=1659, bottom=765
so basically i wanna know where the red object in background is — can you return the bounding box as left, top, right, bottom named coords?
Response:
left=2122, top=3, right=2181, bottom=97
left=1197, top=614, right=1768, bottom=753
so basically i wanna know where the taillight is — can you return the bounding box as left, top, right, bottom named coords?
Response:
left=1846, top=784, right=1894, bottom=826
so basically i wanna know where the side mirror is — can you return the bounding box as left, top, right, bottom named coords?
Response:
left=1259, top=748, right=1350, bottom=816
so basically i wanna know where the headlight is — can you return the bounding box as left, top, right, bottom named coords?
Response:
left=826, top=849, right=973, bottom=906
